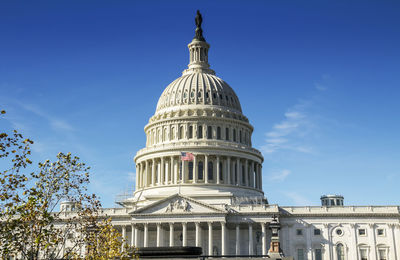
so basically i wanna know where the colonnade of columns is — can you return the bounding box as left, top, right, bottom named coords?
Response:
left=135, top=155, right=262, bottom=191
left=118, top=221, right=270, bottom=256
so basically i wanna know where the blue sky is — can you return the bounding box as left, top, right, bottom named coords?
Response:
left=1, top=1, right=400, bottom=208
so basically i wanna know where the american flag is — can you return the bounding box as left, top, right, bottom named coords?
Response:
left=181, top=152, right=194, bottom=161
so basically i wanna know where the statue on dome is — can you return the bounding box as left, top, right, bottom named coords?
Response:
left=194, top=10, right=205, bottom=41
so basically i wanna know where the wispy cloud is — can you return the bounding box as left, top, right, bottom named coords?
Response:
left=19, top=103, right=75, bottom=132
left=283, top=191, right=313, bottom=206
left=268, top=169, right=291, bottom=182
left=262, top=100, right=314, bottom=154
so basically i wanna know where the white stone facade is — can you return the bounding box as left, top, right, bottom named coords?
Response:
left=102, top=19, right=400, bottom=260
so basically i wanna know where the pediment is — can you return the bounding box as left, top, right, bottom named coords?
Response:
left=131, top=194, right=225, bottom=215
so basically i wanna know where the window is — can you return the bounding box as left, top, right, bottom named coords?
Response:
left=336, top=243, right=345, bottom=260
left=336, top=229, right=343, bottom=236
left=378, top=248, right=387, bottom=260
left=297, top=249, right=304, bottom=260
left=208, top=162, right=213, bottom=180
left=225, top=127, right=229, bottom=140
left=296, top=229, right=303, bottom=236
left=171, top=127, right=175, bottom=140
left=239, top=130, right=242, bottom=143
left=179, top=126, right=184, bottom=139
left=179, top=162, right=182, bottom=180
left=377, top=229, right=385, bottom=236
left=233, top=129, right=236, bottom=142
left=198, top=125, right=203, bottom=139
left=314, top=229, right=321, bottom=235
left=234, top=163, right=237, bottom=184
left=188, top=125, right=193, bottom=139
left=217, top=127, right=221, bottom=140
left=360, top=248, right=368, bottom=260
left=241, top=165, right=245, bottom=184
left=315, top=249, right=322, bottom=260
left=198, top=162, right=204, bottom=180
left=359, top=229, right=366, bottom=236
left=207, top=126, right=212, bottom=139
left=219, top=162, right=223, bottom=181
left=188, top=162, right=193, bottom=180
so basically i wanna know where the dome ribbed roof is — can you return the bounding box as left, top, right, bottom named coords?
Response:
left=155, top=72, right=242, bottom=114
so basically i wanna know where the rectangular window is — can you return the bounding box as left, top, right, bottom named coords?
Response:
left=315, top=249, right=322, bottom=260
left=188, top=125, right=193, bottom=139
left=296, top=229, right=303, bottom=236
left=297, top=249, right=304, bottom=260
left=207, top=126, right=212, bottom=139
left=358, top=229, right=366, bottom=236
left=225, top=127, right=229, bottom=140
left=198, top=125, right=203, bottom=139
left=360, top=248, right=368, bottom=260
left=188, top=162, right=193, bottom=180
left=378, top=249, right=387, bottom=260
left=314, top=229, right=321, bottom=235
left=377, top=229, right=385, bottom=236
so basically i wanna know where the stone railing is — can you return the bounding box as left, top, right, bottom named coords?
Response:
left=280, top=206, right=400, bottom=216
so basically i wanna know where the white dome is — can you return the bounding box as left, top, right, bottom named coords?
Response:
left=156, top=72, right=242, bottom=114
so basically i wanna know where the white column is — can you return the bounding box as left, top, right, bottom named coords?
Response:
left=157, top=223, right=161, bottom=247
left=135, top=164, right=139, bottom=190
left=236, top=224, right=240, bottom=255
left=208, top=222, right=213, bottom=255
left=248, top=224, right=253, bottom=255
left=350, top=224, right=359, bottom=260
left=261, top=223, right=267, bottom=255
left=193, top=155, right=198, bottom=183
left=160, top=157, right=164, bottom=185
left=395, top=224, right=400, bottom=260
left=259, top=164, right=262, bottom=189
left=195, top=222, right=201, bottom=247
left=227, top=157, right=231, bottom=184
left=306, top=224, right=312, bottom=260
left=131, top=224, right=136, bottom=247
left=216, top=156, right=220, bottom=184
left=324, top=224, right=331, bottom=260
left=144, top=223, right=149, bottom=247
left=145, top=161, right=149, bottom=187
left=205, top=155, right=209, bottom=183
left=369, top=224, right=378, bottom=260
left=134, top=224, right=139, bottom=247
left=221, top=222, right=226, bottom=255
left=174, top=157, right=178, bottom=184
left=182, top=222, right=187, bottom=246
left=388, top=224, right=398, bottom=260
left=121, top=225, right=126, bottom=252
left=170, top=157, right=174, bottom=184
left=164, top=160, right=169, bottom=184
left=151, top=159, right=156, bottom=186
left=169, top=223, right=174, bottom=247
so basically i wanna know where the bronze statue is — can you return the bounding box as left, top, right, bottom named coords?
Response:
left=194, top=10, right=205, bottom=41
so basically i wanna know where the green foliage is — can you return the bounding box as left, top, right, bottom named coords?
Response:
left=0, top=110, right=135, bottom=259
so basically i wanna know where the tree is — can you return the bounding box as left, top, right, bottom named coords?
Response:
left=0, top=110, right=135, bottom=259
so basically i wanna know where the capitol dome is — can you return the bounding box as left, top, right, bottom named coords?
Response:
left=131, top=16, right=264, bottom=208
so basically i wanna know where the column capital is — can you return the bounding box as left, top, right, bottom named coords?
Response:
left=368, top=223, right=376, bottom=229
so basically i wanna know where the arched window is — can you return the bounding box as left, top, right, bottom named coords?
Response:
left=188, top=162, right=193, bottom=180
left=225, top=127, right=229, bottom=141
left=207, top=126, right=212, bottom=139
left=163, top=128, right=167, bottom=142
left=233, top=129, right=236, bottom=142
left=179, top=126, right=184, bottom=139
left=336, top=243, right=345, bottom=260
left=217, top=127, right=221, bottom=140
left=198, top=162, right=204, bottom=180
left=198, top=125, right=203, bottom=139
left=208, top=161, right=213, bottom=180
left=188, top=125, right=193, bottom=139
left=171, top=127, right=175, bottom=140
